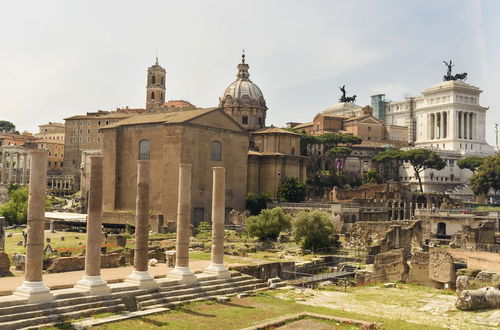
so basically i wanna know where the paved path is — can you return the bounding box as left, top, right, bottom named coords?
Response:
left=0, top=260, right=211, bottom=295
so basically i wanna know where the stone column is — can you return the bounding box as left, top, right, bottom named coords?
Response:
left=168, top=164, right=197, bottom=284
left=396, top=201, right=401, bottom=220
left=204, top=167, right=230, bottom=278
left=125, top=160, right=158, bottom=289
left=22, top=153, right=28, bottom=185
left=15, top=152, right=20, bottom=184
left=391, top=201, right=396, bottom=220
left=8, top=153, right=14, bottom=184
left=14, top=151, right=53, bottom=303
left=75, top=156, right=110, bottom=295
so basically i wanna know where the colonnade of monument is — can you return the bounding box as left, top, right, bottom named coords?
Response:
left=0, top=149, right=29, bottom=185
left=428, top=111, right=477, bottom=140
left=13, top=151, right=229, bottom=303
left=47, top=176, right=75, bottom=192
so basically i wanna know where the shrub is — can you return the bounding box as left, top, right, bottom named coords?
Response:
left=196, top=221, right=212, bottom=239
left=245, top=207, right=292, bottom=241
left=292, top=210, right=337, bottom=251
left=246, top=192, right=272, bottom=215
left=278, top=177, right=306, bottom=202
left=363, top=168, right=383, bottom=185
left=0, top=186, right=28, bottom=225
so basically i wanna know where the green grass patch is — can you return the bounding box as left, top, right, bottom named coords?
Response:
left=91, top=293, right=442, bottom=330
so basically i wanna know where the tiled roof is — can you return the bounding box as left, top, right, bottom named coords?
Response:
left=101, top=107, right=218, bottom=129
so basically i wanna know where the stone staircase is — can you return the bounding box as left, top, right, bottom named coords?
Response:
left=136, top=273, right=265, bottom=310
left=0, top=272, right=266, bottom=330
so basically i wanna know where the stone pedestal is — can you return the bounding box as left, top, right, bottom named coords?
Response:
left=75, top=156, right=110, bottom=295
left=14, top=151, right=53, bottom=303
left=204, top=167, right=229, bottom=278
left=125, top=160, right=158, bottom=289
left=168, top=164, right=197, bottom=284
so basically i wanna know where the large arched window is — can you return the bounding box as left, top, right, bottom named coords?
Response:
left=151, top=91, right=155, bottom=100
left=151, top=75, right=156, bottom=84
left=139, top=140, right=151, bottom=160
left=211, top=141, right=222, bottom=161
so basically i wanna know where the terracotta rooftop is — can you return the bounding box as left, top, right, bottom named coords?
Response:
left=161, top=100, right=196, bottom=108
left=293, top=122, right=313, bottom=129
left=252, top=126, right=300, bottom=135
left=101, top=107, right=218, bottom=129
left=64, top=112, right=136, bottom=120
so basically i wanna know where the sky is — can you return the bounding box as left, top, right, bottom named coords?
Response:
left=0, top=0, right=499, bottom=145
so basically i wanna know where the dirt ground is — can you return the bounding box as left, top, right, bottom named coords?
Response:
left=276, top=285, right=500, bottom=329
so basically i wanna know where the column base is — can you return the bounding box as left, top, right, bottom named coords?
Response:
left=125, top=270, right=159, bottom=289
left=14, top=281, right=54, bottom=304
left=168, top=266, right=198, bottom=284
left=204, top=263, right=230, bottom=278
left=74, top=275, right=111, bottom=296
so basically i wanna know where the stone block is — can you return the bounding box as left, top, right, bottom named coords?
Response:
left=107, top=234, right=127, bottom=248
left=476, top=270, right=500, bottom=282
left=0, top=251, right=10, bottom=275
left=456, top=276, right=469, bottom=292
left=12, top=253, right=25, bottom=271
left=372, top=249, right=409, bottom=283
left=429, top=248, right=455, bottom=287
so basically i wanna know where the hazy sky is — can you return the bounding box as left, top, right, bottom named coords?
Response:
left=1, top=0, right=499, bottom=145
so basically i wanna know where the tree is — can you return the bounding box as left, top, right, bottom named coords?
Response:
left=245, top=207, right=292, bottom=241
left=363, top=168, right=383, bottom=184
left=278, top=177, right=306, bottom=202
left=373, top=149, right=404, bottom=180
left=457, top=156, right=484, bottom=173
left=470, top=155, right=500, bottom=196
left=402, top=149, right=446, bottom=192
left=292, top=210, right=337, bottom=251
left=0, top=120, right=17, bottom=134
left=246, top=192, right=272, bottom=216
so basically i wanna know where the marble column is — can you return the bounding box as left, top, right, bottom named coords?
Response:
left=125, top=160, right=158, bottom=289
left=462, top=112, right=469, bottom=139
left=75, top=156, right=110, bottom=295
left=204, top=167, right=230, bottom=278
left=14, top=150, right=53, bottom=303
left=168, top=164, right=197, bottom=284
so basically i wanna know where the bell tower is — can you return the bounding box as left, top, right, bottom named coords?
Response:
left=146, top=57, right=166, bottom=111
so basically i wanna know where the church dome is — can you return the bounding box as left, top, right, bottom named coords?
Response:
left=220, top=54, right=267, bottom=109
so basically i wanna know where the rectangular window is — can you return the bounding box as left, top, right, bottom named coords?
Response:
left=87, top=120, right=91, bottom=126
left=211, top=141, right=222, bottom=161
left=72, top=129, right=76, bottom=135
left=87, top=136, right=91, bottom=142
left=97, top=136, right=101, bottom=142
left=242, top=116, right=248, bottom=125
left=79, top=136, right=83, bottom=142
left=71, top=136, right=76, bottom=143
left=80, top=121, right=84, bottom=126
left=105, top=120, right=109, bottom=125
left=87, top=129, right=91, bottom=134
left=98, top=120, right=102, bottom=126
